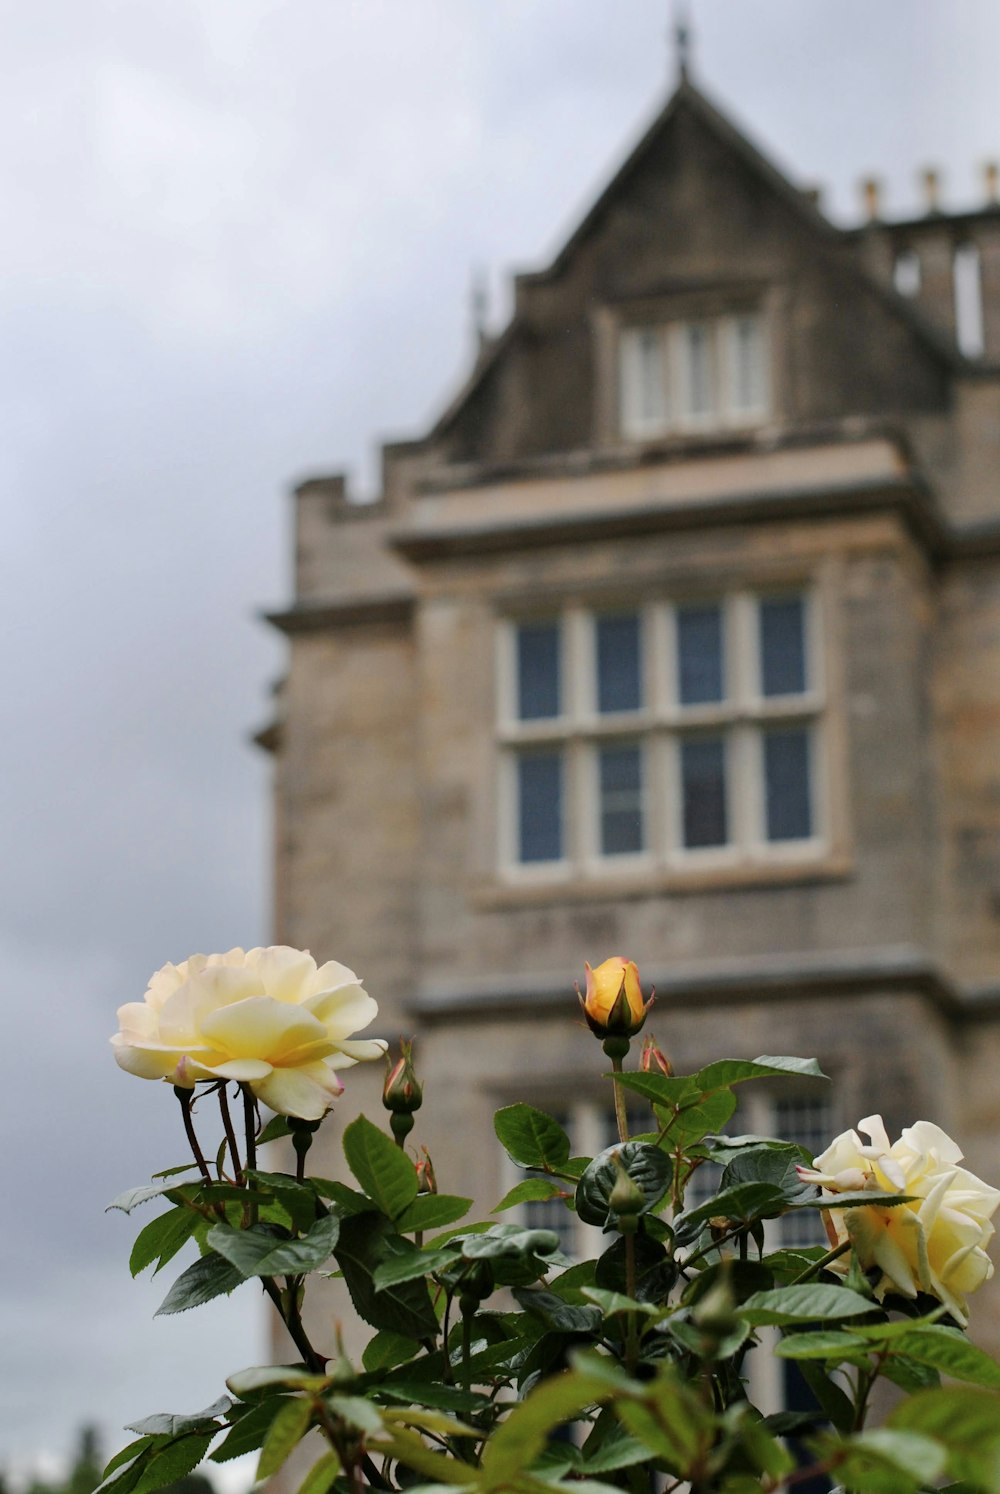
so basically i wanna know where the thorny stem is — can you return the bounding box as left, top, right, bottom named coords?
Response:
left=461, top=1312, right=473, bottom=1393
left=241, top=1084, right=259, bottom=1225
left=175, top=1087, right=212, bottom=1185
left=217, top=1085, right=243, bottom=1185
left=261, top=1277, right=323, bottom=1372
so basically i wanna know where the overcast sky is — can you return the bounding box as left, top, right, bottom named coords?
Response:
left=3, top=0, right=1000, bottom=1480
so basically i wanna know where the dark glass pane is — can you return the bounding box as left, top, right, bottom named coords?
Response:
left=596, top=613, right=642, bottom=713
left=676, top=604, right=724, bottom=705
left=599, top=744, right=643, bottom=856
left=516, top=622, right=560, bottom=720
left=517, top=752, right=563, bottom=863
left=764, top=728, right=812, bottom=841
left=680, top=736, right=728, bottom=848
left=760, top=596, right=807, bottom=697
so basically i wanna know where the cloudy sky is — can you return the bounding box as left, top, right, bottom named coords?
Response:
left=3, top=0, right=1000, bottom=1480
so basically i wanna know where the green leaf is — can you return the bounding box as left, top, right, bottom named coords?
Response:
left=888, top=1387, right=1000, bottom=1489
left=461, top=1224, right=561, bottom=1263
left=129, top=1207, right=201, bottom=1278
left=512, top=1286, right=602, bottom=1333
left=131, top=1433, right=216, bottom=1494
left=226, top=1366, right=330, bottom=1396
left=796, top=1360, right=855, bottom=1433
left=888, top=1326, right=1000, bottom=1389
left=492, top=1178, right=568, bottom=1213
left=613, top=1375, right=713, bottom=1476
left=791, top=1189, right=917, bottom=1211
left=580, top=1421, right=653, bottom=1474
left=327, top=1395, right=384, bottom=1435
left=829, top=1428, right=946, bottom=1494
left=257, top=1399, right=313, bottom=1480
left=125, top=1399, right=232, bottom=1436
left=395, top=1194, right=472, bottom=1232
left=662, top=1087, right=737, bottom=1147
left=576, top=1142, right=671, bottom=1228
left=373, top=1243, right=458, bottom=1290
left=721, top=1143, right=813, bottom=1201
left=376, top=1381, right=487, bottom=1414
left=368, top=1429, right=474, bottom=1485
left=210, top=1399, right=290, bottom=1463
left=343, top=1115, right=419, bottom=1219
left=243, top=1170, right=320, bottom=1232
left=696, top=1055, right=827, bottom=1088
left=101, top=1441, right=153, bottom=1481
left=257, top=1114, right=293, bottom=1145
left=362, top=1330, right=421, bottom=1373
left=479, top=1367, right=611, bottom=1488
left=774, top=1330, right=871, bottom=1361
left=581, top=1288, right=662, bottom=1318
left=207, top=1214, right=340, bottom=1279
left=335, top=1212, right=439, bottom=1339
left=107, top=1182, right=183, bottom=1214
left=674, top=1182, right=788, bottom=1241
left=296, top=1450, right=341, bottom=1494
left=155, top=1253, right=244, bottom=1315
left=741, top=1284, right=878, bottom=1325
left=311, top=1178, right=371, bottom=1215
left=494, top=1104, right=571, bottom=1170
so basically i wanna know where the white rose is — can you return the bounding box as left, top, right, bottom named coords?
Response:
left=798, top=1114, right=1000, bottom=1326
left=111, top=945, right=387, bottom=1120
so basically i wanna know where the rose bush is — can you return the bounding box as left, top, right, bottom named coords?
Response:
left=798, top=1113, right=1000, bottom=1324
left=111, top=945, right=386, bottom=1118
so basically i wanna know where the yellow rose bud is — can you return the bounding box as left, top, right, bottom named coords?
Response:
left=579, top=956, right=651, bottom=1039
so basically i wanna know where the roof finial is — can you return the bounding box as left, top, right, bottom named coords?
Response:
left=672, top=0, right=692, bottom=82
left=470, top=267, right=490, bottom=357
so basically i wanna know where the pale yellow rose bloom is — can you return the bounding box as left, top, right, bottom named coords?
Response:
left=798, top=1114, right=1000, bottom=1326
left=111, top=946, right=387, bottom=1120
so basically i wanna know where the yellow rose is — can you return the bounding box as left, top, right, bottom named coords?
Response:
left=798, top=1115, right=1000, bottom=1326
left=111, top=945, right=387, bottom=1120
left=579, top=956, right=650, bottom=1038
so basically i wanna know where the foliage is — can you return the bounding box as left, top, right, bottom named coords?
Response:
left=105, top=1009, right=1000, bottom=1494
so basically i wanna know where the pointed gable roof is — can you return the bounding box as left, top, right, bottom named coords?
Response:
left=426, top=72, right=957, bottom=452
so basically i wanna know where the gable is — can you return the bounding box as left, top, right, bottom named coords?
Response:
left=428, top=80, right=953, bottom=469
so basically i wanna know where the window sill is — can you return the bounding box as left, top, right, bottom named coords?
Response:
left=471, top=853, right=853, bottom=910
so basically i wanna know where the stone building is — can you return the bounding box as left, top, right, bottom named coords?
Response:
left=259, top=66, right=1000, bottom=1351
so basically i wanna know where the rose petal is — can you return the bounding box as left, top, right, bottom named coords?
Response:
left=305, top=984, right=378, bottom=1038
left=252, top=1062, right=344, bottom=1120
left=247, top=946, right=318, bottom=1003
left=200, top=996, right=329, bottom=1062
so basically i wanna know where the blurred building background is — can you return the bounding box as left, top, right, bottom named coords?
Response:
left=259, top=53, right=1000, bottom=1365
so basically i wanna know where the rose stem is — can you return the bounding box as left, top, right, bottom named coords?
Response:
left=611, top=1055, right=630, bottom=1147
left=241, top=1085, right=259, bottom=1225
left=174, top=1087, right=212, bottom=1184
left=260, top=1278, right=323, bottom=1372
left=623, top=1231, right=639, bottom=1374
left=217, top=1084, right=243, bottom=1185
left=789, top=1238, right=851, bottom=1285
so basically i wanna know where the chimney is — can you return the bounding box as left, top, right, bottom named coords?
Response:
left=985, top=161, right=999, bottom=206
left=861, top=177, right=881, bottom=222
left=921, top=167, right=942, bottom=214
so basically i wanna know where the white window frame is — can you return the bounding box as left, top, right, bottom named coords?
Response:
left=619, top=311, right=771, bottom=441
left=497, top=587, right=827, bottom=881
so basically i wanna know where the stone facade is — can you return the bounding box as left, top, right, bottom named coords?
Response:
left=260, top=74, right=1000, bottom=1359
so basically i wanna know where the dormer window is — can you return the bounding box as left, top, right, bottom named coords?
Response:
left=619, top=311, right=769, bottom=440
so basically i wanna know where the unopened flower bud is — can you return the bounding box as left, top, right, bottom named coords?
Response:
left=640, top=1035, right=672, bottom=1077
left=609, top=1152, right=645, bottom=1232
left=382, top=1038, right=423, bottom=1115
left=415, top=1146, right=437, bottom=1195
left=578, top=957, right=652, bottom=1041
left=692, top=1270, right=740, bottom=1349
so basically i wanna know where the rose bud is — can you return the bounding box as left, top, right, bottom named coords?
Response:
left=640, top=1034, right=672, bottom=1077
left=579, top=957, right=652, bottom=1040
left=609, top=1152, right=645, bottom=1233
left=415, top=1146, right=437, bottom=1195
left=382, top=1037, right=423, bottom=1115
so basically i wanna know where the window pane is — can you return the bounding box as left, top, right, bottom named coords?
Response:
left=517, top=752, right=563, bottom=862
left=759, top=596, right=807, bottom=697
left=516, top=621, right=560, bottom=719
left=596, top=613, right=642, bottom=713
left=620, top=326, right=667, bottom=435
left=764, top=728, right=812, bottom=842
left=731, top=315, right=766, bottom=414
left=683, top=322, right=715, bottom=418
left=599, top=744, right=644, bottom=856
left=680, top=736, right=728, bottom=848
left=676, top=603, right=725, bottom=705
left=775, top=1096, right=833, bottom=1247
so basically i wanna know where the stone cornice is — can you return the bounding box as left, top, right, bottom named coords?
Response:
left=408, top=946, right=988, bottom=1026
left=263, top=593, right=415, bottom=634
